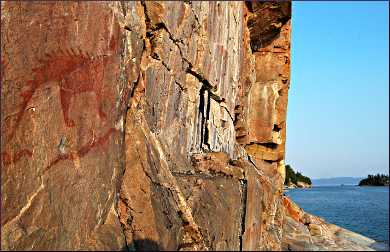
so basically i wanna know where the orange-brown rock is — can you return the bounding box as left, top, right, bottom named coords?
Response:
left=1, top=1, right=377, bottom=251
left=283, top=196, right=303, bottom=223
left=0, top=1, right=293, bottom=250
left=1, top=2, right=138, bottom=250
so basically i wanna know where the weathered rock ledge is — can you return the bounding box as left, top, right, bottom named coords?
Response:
left=282, top=196, right=380, bottom=251
left=0, top=1, right=378, bottom=251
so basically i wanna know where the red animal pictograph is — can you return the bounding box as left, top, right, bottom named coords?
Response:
left=8, top=17, right=120, bottom=137
left=3, top=49, right=116, bottom=167
left=3, top=20, right=122, bottom=168
left=17, top=48, right=113, bottom=130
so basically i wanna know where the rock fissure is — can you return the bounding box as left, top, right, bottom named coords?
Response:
left=186, top=67, right=216, bottom=94
left=239, top=179, right=248, bottom=251
left=187, top=1, right=201, bottom=31
left=2, top=2, right=375, bottom=251
left=2, top=176, right=45, bottom=230
left=203, top=87, right=211, bottom=151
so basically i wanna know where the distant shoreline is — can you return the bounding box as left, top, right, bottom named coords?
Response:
left=312, top=185, right=389, bottom=187
left=358, top=185, right=389, bottom=187
left=285, top=185, right=390, bottom=189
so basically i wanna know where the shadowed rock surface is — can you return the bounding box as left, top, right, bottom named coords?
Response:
left=1, top=1, right=378, bottom=251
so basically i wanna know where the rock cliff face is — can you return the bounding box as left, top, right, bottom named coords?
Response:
left=0, top=1, right=375, bottom=251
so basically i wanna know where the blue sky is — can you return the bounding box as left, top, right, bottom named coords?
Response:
left=285, top=1, right=389, bottom=179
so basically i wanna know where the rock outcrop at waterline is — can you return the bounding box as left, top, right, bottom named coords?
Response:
left=0, top=1, right=376, bottom=251
left=282, top=197, right=379, bottom=251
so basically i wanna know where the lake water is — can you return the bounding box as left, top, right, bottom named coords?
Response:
left=285, top=186, right=389, bottom=245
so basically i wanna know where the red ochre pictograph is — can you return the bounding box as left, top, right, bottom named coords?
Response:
left=42, top=127, right=119, bottom=173
left=17, top=48, right=112, bottom=131
left=1, top=149, right=33, bottom=167
left=3, top=28, right=122, bottom=168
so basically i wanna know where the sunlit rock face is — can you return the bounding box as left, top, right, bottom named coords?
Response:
left=4, top=1, right=370, bottom=251
left=119, top=1, right=292, bottom=250
left=1, top=2, right=131, bottom=250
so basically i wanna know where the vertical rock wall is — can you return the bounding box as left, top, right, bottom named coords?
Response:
left=1, top=1, right=292, bottom=251
left=1, top=2, right=133, bottom=250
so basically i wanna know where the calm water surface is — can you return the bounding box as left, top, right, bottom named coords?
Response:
left=285, top=186, right=389, bottom=244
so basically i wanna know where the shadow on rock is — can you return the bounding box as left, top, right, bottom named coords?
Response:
left=122, top=239, right=162, bottom=251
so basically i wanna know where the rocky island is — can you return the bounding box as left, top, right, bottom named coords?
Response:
left=0, top=1, right=380, bottom=251
left=284, top=165, right=312, bottom=189
left=359, top=174, right=389, bottom=186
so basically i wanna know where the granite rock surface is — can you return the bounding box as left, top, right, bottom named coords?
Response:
left=282, top=196, right=378, bottom=251
left=1, top=1, right=377, bottom=251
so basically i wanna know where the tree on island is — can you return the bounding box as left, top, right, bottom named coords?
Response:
left=358, top=174, right=389, bottom=186
left=284, top=165, right=312, bottom=186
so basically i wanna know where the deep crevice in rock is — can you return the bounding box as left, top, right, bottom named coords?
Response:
left=239, top=179, right=248, bottom=250
left=186, top=68, right=215, bottom=92
left=198, top=86, right=211, bottom=151
left=259, top=142, right=279, bottom=150
left=273, top=123, right=282, bottom=133
left=203, top=89, right=211, bottom=150
left=264, top=159, right=276, bottom=164
left=198, top=85, right=206, bottom=150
